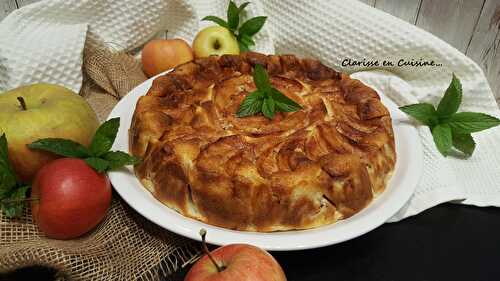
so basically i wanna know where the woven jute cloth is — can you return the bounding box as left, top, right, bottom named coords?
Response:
left=0, top=43, right=200, bottom=280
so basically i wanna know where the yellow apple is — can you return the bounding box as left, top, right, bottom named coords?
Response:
left=0, top=83, right=99, bottom=183
left=192, top=26, right=240, bottom=58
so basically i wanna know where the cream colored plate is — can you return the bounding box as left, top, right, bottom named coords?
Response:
left=107, top=72, right=423, bottom=251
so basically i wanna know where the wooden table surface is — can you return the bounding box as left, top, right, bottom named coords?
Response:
left=1, top=0, right=499, bottom=106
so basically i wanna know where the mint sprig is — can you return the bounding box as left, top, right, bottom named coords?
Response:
left=400, top=74, right=500, bottom=157
left=2, top=186, right=30, bottom=218
left=0, top=134, right=29, bottom=218
left=29, top=118, right=140, bottom=173
left=237, top=64, right=302, bottom=119
left=202, top=1, right=266, bottom=52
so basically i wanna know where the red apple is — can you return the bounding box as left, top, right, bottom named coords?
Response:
left=185, top=230, right=287, bottom=281
left=31, top=158, right=112, bottom=240
left=141, top=38, right=194, bottom=77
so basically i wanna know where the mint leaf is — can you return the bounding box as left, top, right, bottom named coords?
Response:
left=0, top=134, right=17, bottom=193
left=227, top=1, right=240, bottom=30
left=262, top=97, right=275, bottom=119
left=437, top=73, right=462, bottom=118
left=238, top=41, right=250, bottom=52
left=201, top=16, right=229, bottom=28
left=236, top=91, right=264, bottom=117
left=1, top=185, right=29, bottom=218
left=276, top=101, right=301, bottom=113
left=253, top=64, right=270, bottom=91
left=102, top=151, right=140, bottom=170
left=28, top=138, right=91, bottom=158
left=0, top=134, right=30, bottom=218
left=238, top=33, right=255, bottom=48
left=446, top=112, right=500, bottom=134
left=238, top=2, right=250, bottom=13
left=399, top=103, right=438, bottom=126
left=432, top=124, right=452, bottom=156
left=452, top=133, right=475, bottom=156
left=84, top=157, right=109, bottom=173
left=270, top=88, right=302, bottom=112
left=89, top=118, right=120, bottom=156
left=239, top=16, right=267, bottom=36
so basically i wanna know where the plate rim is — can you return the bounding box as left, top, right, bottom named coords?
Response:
left=107, top=72, right=423, bottom=251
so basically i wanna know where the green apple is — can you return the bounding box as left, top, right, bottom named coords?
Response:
left=192, top=26, right=240, bottom=58
left=0, top=83, right=99, bottom=183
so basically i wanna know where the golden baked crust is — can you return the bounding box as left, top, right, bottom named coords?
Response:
left=130, top=52, right=396, bottom=231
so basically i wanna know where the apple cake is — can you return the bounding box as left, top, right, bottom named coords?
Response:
left=130, top=52, right=396, bottom=231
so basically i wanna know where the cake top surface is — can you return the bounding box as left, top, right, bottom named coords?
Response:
left=130, top=52, right=396, bottom=231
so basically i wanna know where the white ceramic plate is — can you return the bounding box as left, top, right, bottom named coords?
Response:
left=107, top=73, right=423, bottom=251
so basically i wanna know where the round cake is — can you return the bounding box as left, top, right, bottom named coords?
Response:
left=130, top=52, right=396, bottom=231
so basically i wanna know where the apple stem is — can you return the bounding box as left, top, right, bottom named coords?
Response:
left=199, top=228, right=225, bottom=272
left=17, top=96, right=27, bottom=110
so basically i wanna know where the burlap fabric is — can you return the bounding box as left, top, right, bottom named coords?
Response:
left=0, top=43, right=200, bottom=280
